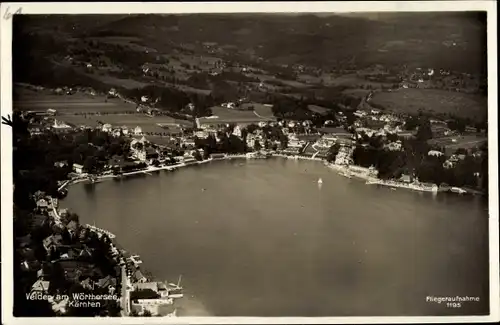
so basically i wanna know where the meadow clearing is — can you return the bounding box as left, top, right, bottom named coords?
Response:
left=59, top=114, right=189, bottom=134
left=429, top=135, right=487, bottom=155
left=14, top=87, right=137, bottom=113
left=370, top=88, right=487, bottom=121
left=307, top=104, right=332, bottom=115
left=198, top=105, right=275, bottom=126
left=242, top=103, right=274, bottom=118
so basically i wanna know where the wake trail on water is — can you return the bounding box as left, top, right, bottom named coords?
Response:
left=176, top=295, right=214, bottom=316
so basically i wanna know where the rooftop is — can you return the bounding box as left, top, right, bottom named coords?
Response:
left=318, top=127, right=351, bottom=135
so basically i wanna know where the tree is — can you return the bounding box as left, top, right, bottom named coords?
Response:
left=404, top=116, right=420, bottom=131
left=416, top=122, right=432, bottom=142
left=193, top=150, right=203, bottom=161
left=368, top=135, right=384, bottom=149
left=246, top=124, right=259, bottom=134
left=83, top=156, right=97, bottom=173
left=447, top=118, right=467, bottom=133
left=326, top=143, right=340, bottom=162
left=264, top=139, right=270, bottom=150
left=254, top=140, right=262, bottom=151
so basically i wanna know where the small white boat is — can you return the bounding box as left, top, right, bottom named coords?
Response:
left=129, top=255, right=143, bottom=267
left=317, top=178, right=323, bottom=184
left=167, top=275, right=184, bottom=298
left=339, top=171, right=352, bottom=179
left=451, top=187, right=467, bottom=194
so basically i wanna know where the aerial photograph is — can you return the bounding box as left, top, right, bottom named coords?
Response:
left=7, top=10, right=491, bottom=319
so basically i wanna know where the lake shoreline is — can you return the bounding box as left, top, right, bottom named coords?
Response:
left=61, top=153, right=481, bottom=197
left=61, top=157, right=489, bottom=317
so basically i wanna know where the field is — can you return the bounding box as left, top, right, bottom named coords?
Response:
left=142, top=136, right=179, bottom=148
left=307, top=105, right=332, bottom=115
left=56, top=115, right=102, bottom=128
left=198, top=106, right=276, bottom=126
left=163, top=83, right=211, bottom=95
left=370, top=89, right=487, bottom=121
left=429, top=135, right=487, bottom=155
left=60, top=114, right=189, bottom=134
left=342, top=88, right=372, bottom=98
left=87, top=36, right=159, bottom=54
left=245, top=103, right=275, bottom=119
left=14, top=87, right=137, bottom=113
left=246, top=73, right=311, bottom=89
left=297, top=74, right=322, bottom=85
left=323, top=74, right=392, bottom=89
left=15, top=86, right=190, bottom=134
left=87, top=74, right=150, bottom=89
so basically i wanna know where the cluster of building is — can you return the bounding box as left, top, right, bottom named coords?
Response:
left=122, top=254, right=183, bottom=316
left=18, top=191, right=122, bottom=315
left=26, top=83, right=485, bottom=193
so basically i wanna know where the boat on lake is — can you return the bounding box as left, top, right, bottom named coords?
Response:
left=451, top=187, right=467, bottom=194
left=129, top=255, right=143, bottom=267
left=167, top=275, right=184, bottom=298
left=317, top=178, right=323, bottom=184
left=86, top=175, right=102, bottom=184
left=339, top=170, right=352, bottom=179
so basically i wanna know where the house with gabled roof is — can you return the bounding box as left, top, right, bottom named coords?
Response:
left=42, top=234, right=63, bottom=253
left=97, top=275, right=117, bottom=289
left=31, top=280, right=50, bottom=294
left=134, top=269, right=148, bottom=283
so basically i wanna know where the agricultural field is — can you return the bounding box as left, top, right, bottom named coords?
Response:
left=86, top=114, right=180, bottom=125
left=246, top=73, right=311, bottom=89
left=307, top=105, right=332, bottom=116
left=162, top=53, right=221, bottom=80
left=198, top=105, right=275, bottom=126
left=370, top=88, right=487, bottom=121
left=322, top=73, right=390, bottom=89
left=297, top=74, right=323, bottom=85
left=429, top=135, right=487, bottom=155
left=342, top=88, right=372, bottom=98
left=143, top=135, right=179, bottom=148
left=87, top=36, right=159, bottom=54
left=14, top=88, right=137, bottom=113
left=164, top=83, right=211, bottom=95
left=56, top=115, right=102, bottom=128
left=60, top=113, right=189, bottom=134
left=87, top=73, right=150, bottom=90
left=246, top=103, right=274, bottom=119
left=210, top=106, right=263, bottom=120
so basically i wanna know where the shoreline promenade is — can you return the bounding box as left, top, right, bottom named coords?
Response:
left=60, top=152, right=479, bottom=196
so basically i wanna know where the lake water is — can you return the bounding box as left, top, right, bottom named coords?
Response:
left=61, top=158, right=490, bottom=316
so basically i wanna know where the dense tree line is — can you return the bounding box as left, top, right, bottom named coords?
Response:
left=122, top=85, right=213, bottom=117
left=352, top=137, right=487, bottom=191
left=13, top=119, right=133, bottom=204
left=10, top=112, right=124, bottom=316
left=271, top=96, right=314, bottom=120
left=194, top=133, right=247, bottom=156
left=326, top=143, right=341, bottom=162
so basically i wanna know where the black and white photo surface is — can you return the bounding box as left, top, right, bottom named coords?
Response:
left=1, top=1, right=498, bottom=324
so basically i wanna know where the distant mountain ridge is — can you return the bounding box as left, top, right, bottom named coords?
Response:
left=14, top=12, right=487, bottom=74
left=91, top=13, right=487, bottom=73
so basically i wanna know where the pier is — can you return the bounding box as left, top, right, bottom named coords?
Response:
left=57, top=180, right=70, bottom=192
left=84, top=224, right=116, bottom=239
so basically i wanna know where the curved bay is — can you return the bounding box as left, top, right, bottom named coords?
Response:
left=62, top=159, right=489, bottom=316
